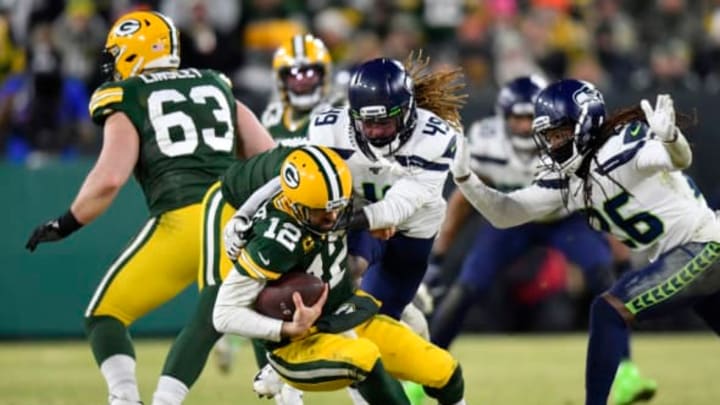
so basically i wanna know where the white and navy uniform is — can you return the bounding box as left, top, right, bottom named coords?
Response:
left=429, top=116, right=615, bottom=349
left=457, top=120, right=720, bottom=322
left=308, top=106, right=457, bottom=318
left=462, top=115, right=613, bottom=291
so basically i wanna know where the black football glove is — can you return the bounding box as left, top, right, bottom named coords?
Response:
left=26, top=210, right=83, bottom=252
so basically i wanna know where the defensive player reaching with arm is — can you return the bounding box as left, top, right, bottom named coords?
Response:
left=428, top=76, right=652, bottom=402
left=453, top=79, right=720, bottom=405
left=308, top=55, right=466, bottom=322
left=25, top=11, right=274, bottom=405
left=213, top=146, right=468, bottom=405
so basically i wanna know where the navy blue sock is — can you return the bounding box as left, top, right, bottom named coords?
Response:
left=586, top=296, right=629, bottom=405
left=429, top=284, right=475, bottom=349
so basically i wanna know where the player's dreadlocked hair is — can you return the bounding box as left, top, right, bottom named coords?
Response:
left=574, top=105, right=695, bottom=213
left=404, top=50, right=468, bottom=132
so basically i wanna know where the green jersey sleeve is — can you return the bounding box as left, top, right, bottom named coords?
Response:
left=221, top=145, right=295, bottom=208
left=88, top=81, right=129, bottom=125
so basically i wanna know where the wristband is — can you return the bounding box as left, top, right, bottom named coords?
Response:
left=57, top=210, right=84, bottom=237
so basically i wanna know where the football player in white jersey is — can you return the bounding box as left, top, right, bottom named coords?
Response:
left=306, top=57, right=464, bottom=405
left=307, top=57, right=463, bottom=323
left=452, top=78, right=720, bottom=405
left=429, top=76, right=654, bottom=405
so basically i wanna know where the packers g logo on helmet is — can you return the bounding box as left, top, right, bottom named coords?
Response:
left=282, top=163, right=300, bottom=189
left=280, top=146, right=352, bottom=232
left=114, top=19, right=141, bottom=36
left=101, top=11, right=180, bottom=81
left=272, top=34, right=332, bottom=111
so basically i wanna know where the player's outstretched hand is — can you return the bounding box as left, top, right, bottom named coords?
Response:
left=451, top=133, right=472, bottom=182
left=641, top=94, right=677, bottom=142
left=282, top=284, right=328, bottom=339
left=26, top=211, right=82, bottom=252
left=26, top=220, right=65, bottom=252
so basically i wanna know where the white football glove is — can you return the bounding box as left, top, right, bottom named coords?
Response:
left=223, top=214, right=252, bottom=261
left=252, top=364, right=284, bottom=399
left=451, top=132, right=472, bottom=180
left=640, top=94, right=677, bottom=142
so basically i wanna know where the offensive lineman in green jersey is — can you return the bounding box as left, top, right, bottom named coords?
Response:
left=212, top=146, right=468, bottom=405
left=150, top=145, right=296, bottom=405
left=25, top=11, right=275, bottom=405
left=260, top=33, right=340, bottom=145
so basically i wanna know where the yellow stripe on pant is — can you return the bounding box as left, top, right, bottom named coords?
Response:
left=198, top=181, right=237, bottom=290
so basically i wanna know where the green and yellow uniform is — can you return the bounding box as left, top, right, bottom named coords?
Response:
left=261, top=101, right=312, bottom=144
left=85, top=68, right=238, bottom=325
left=199, top=146, right=295, bottom=289
left=228, top=196, right=459, bottom=393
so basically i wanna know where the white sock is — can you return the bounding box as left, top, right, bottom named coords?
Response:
left=100, top=354, right=141, bottom=403
left=450, top=400, right=466, bottom=405
left=346, top=387, right=370, bottom=405
left=151, top=375, right=190, bottom=405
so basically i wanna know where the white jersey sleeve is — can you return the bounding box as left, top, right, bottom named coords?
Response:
left=213, top=269, right=284, bottom=342
left=308, top=107, right=453, bottom=238
left=456, top=171, right=566, bottom=228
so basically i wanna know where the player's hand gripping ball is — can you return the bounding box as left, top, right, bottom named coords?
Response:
left=255, top=272, right=325, bottom=321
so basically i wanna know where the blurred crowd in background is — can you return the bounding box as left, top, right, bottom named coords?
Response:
left=1, top=0, right=719, bottom=164
left=2, top=0, right=719, bottom=334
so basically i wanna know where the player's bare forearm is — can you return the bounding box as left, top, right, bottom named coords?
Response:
left=235, top=100, right=276, bottom=159
left=70, top=113, right=138, bottom=224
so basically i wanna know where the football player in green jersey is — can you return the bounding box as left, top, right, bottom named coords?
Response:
left=260, top=34, right=339, bottom=145
left=213, top=32, right=338, bottom=378
left=212, top=146, right=467, bottom=405
left=25, top=10, right=275, bottom=405
left=151, top=145, right=296, bottom=405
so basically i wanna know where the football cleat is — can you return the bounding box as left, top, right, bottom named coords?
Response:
left=108, top=394, right=143, bottom=405
left=612, top=360, right=657, bottom=405
left=253, top=364, right=285, bottom=398
left=213, top=334, right=238, bottom=374
left=403, top=381, right=426, bottom=405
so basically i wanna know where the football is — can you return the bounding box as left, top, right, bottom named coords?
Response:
left=254, top=272, right=325, bottom=321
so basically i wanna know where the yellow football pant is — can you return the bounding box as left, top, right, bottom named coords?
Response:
left=85, top=203, right=202, bottom=325
left=268, top=315, right=457, bottom=392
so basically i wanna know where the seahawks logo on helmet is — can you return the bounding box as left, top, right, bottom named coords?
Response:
left=572, top=83, right=603, bottom=107
left=114, top=19, right=141, bottom=36
left=282, top=163, right=300, bottom=189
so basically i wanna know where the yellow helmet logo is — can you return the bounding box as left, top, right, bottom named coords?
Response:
left=113, top=19, right=141, bottom=36
left=280, top=146, right=352, bottom=232
left=101, top=11, right=180, bottom=81
left=282, top=163, right=300, bottom=189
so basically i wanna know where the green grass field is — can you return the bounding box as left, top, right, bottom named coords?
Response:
left=1, top=333, right=718, bottom=405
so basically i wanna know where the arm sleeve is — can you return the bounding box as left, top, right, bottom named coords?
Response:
left=362, top=169, right=446, bottom=230
left=635, top=131, right=692, bottom=172
left=213, top=270, right=284, bottom=341
left=235, top=177, right=281, bottom=219
left=454, top=174, right=563, bottom=228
